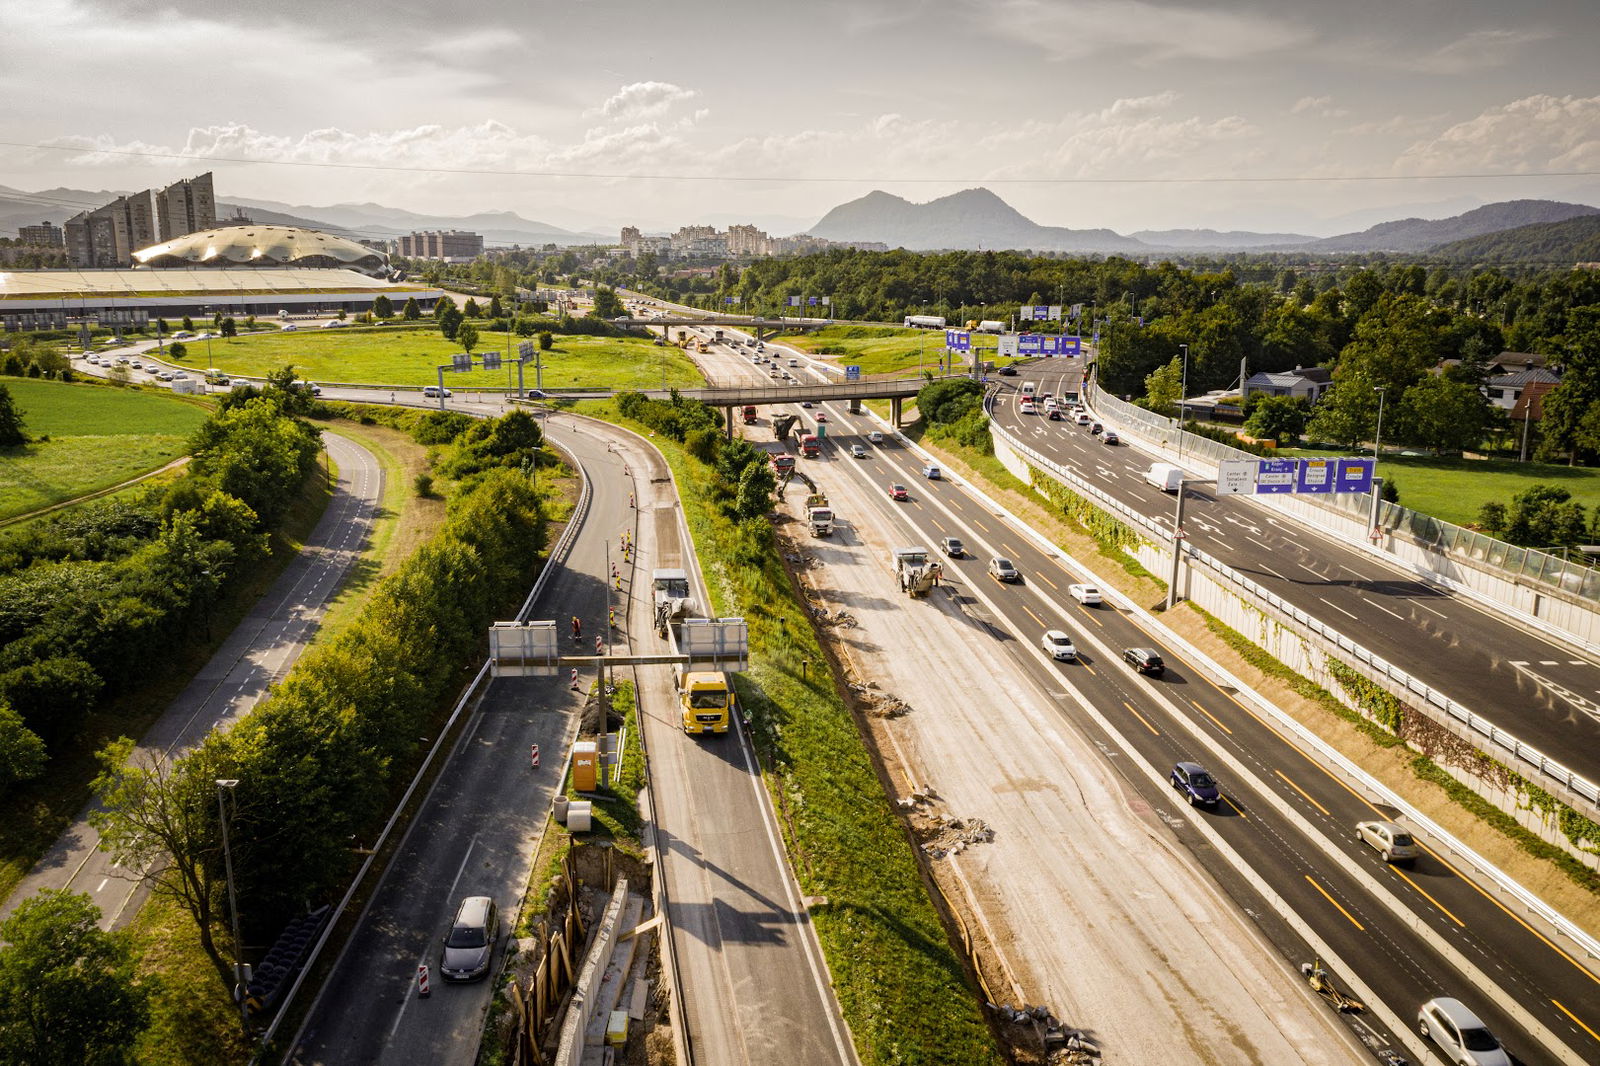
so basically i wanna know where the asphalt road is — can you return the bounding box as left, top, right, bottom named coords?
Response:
left=674, top=329, right=1599, bottom=1066
left=0, top=428, right=382, bottom=930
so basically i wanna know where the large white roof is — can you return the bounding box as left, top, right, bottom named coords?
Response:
left=131, top=224, right=389, bottom=275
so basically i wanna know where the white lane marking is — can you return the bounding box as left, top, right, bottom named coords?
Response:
left=1258, top=564, right=1288, bottom=581
left=1540, top=660, right=1560, bottom=666
left=1416, top=602, right=1448, bottom=618
left=1571, top=660, right=1589, bottom=667
left=1363, top=599, right=1405, bottom=621
left=1510, top=660, right=1529, bottom=666
left=1246, top=536, right=1273, bottom=552
left=96, top=878, right=108, bottom=893
left=1318, top=597, right=1359, bottom=620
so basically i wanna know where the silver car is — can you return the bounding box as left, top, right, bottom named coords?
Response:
left=1355, top=820, right=1418, bottom=864
left=440, top=895, right=498, bottom=981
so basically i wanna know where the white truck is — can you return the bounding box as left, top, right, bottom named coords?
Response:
left=890, top=546, right=940, bottom=597
left=975, top=319, right=1005, bottom=333
left=651, top=568, right=694, bottom=636
left=805, top=492, right=834, bottom=537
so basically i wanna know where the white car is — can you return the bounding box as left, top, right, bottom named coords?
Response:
left=422, top=385, right=453, bottom=398
left=868, top=431, right=884, bottom=444
left=1041, top=630, right=1077, bottom=661
left=322, top=319, right=348, bottom=328
left=1020, top=400, right=1037, bottom=415
left=1068, top=584, right=1102, bottom=606
left=1418, top=998, right=1510, bottom=1066
left=1073, top=411, right=1092, bottom=426
left=1355, top=820, right=1418, bottom=864
left=850, top=444, right=867, bottom=458
left=280, top=323, right=298, bottom=332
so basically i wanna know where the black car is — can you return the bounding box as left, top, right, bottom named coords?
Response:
left=997, top=365, right=1018, bottom=376
left=1123, top=647, right=1165, bottom=676
left=1170, top=762, right=1220, bottom=806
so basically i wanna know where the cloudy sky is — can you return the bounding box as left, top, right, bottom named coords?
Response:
left=3, top=0, right=1598, bottom=238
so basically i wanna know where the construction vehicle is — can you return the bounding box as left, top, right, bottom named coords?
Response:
left=677, top=668, right=732, bottom=735
left=741, top=405, right=758, bottom=424
left=800, top=435, right=821, bottom=458
left=805, top=492, right=833, bottom=536
left=770, top=453, right=796, bottom=476
left=891, top=547, right=939, bottom=597
left=1300, top=961, right=1365, bottom=1014
left=651, top=568, right=694, bottom=637
left=696, top=340, right=709, bottom=353
left=773, top=413, right=800, bottom=442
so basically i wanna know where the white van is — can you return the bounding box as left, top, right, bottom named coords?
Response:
left=1020, top=381, right=1037, bottom=397
left=1143, top=463, right=1185, bottom=493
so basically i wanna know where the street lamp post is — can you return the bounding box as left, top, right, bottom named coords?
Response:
left=215, top=779, right=250, bottom=1035
left=1177, top=343, right=1189, bottom=459
left=1373, top=386, right=1388, bottom=460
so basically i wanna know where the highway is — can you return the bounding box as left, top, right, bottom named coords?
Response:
left=0, top=427, right=382, bottom=931
left=996, top=362, right=1600, bottom=794
left=684, top=324, right=1600, bottom=1065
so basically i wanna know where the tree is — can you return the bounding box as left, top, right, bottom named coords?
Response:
left=373, top=295, right=393, bottom=319
left=539, top=331, right=554, bottom=351
left=487, top=294, right=503, bottom=319
left=0, top=656, right=103, bottom=749
left=90, top=737, right=231, bottom=975
left=1395, top=375, right=1491, bottom=454
left=438, top=304, right=464, bottom=341
left=219, top=317, right=237, bottom=338
left=0, top=383, right=26, bottom=446
left=591, top=287, right=625, bottom=318
left=434, top=295, right=456, bottom=320
left=1140, top=357, right=1183, bottom=417
left=401, top=297, right=420, bottom=321
left=457, top=323, right=479, bottom=354
left=1243, top=395, right=1308, bottom=445
left=0, top=889, right=151, bottom=1065
left=167, top=341, right=187, bottom=359
left=0, top=698, right=46, bottom=791
left=1305, top=367, right=1381, bottom=450
left=735, top=460, right=776, bottom=520
left=463, top=297, right=480, bottom=318
left=182, top=316, right=195, bottom=332
left=1498, top=484, right=1588, bottom=548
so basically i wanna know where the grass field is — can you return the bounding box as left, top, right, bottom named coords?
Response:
left=780, top=324, right=1005, bottom=377
left=0, top=379, right=210, bottom=521
left=175, top=324, right=704, bottom=391
left=1280, top=449, right=1600, bottom=528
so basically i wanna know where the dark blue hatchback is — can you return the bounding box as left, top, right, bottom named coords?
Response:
left=1170, top=762, right=1220, bottom=806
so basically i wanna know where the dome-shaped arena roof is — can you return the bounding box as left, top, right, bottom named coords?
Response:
left=133, top=225, right=390, bottom=276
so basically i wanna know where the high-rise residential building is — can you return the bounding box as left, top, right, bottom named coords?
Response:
left=396, top=230, right=485, bottom=259
left=155, top=172, right=216, bottom=241
left=64, top=171, right=216, bottom=267
left=17, top=221, right=64, bottom=247
left=725, top=224, right=768, bottom=256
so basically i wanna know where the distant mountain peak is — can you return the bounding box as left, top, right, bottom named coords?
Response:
left=805, top=187, right=1146, bottom=253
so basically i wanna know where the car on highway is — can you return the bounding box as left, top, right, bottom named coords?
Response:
left=988, top=557, right=1020, bottom=583
left=997, top=364, right=1017, bottom=376
left=280, top=323, right=298, bottom=331
left=1090, top=422, right=1103, bottom=435
left=1041, top=630, right=1077, bottom=661
left=815, top=413, right=828, bottom=423
left=752, top=356, right=763, bottom=364
left=1355, top=820, right=1418, bottom=864
left=1170, top=762, right=1220, bottom=806
left=422, top=385, right=453, bottom=398
left=1073, top=411, right=1092, bottom=426
left=922, top=464, right=941, bottom=479
left=1418, top=998, right=1510, bottom=1066
left=868, top=431, right=884, bottom=444
left=1123, top=647, right=1165, bottom=676
left=788, top=358, right=799, bottom=366
left=1020, top=400, right=1037, bottom=415
left=129, top=359, right=143, bottom=370
left=321, top=319, right=348, bottom=328
left=1103, top=431, right=1120, bottom=445
left=1068, top=583, right=1102, bottom=605
left=940, top=537, right=964, bottom=557
left=171, top=330, right=195, bottom=340
left=850, top=444, right=867, bottom=459
left=888, top=482, right=909, bottom=501
left=800, top=400, right=813, bottom=408
left=440, top=895, right=499, bottom=982
left=1047, top=409, right=1062, bottom=421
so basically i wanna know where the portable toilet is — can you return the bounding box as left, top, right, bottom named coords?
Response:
left=571, top=741, right=598, bottom=792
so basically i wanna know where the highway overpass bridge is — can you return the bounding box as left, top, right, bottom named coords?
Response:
left=537, top=374, right=967, bottom=429
left=614, top=314, right=833, bottom=339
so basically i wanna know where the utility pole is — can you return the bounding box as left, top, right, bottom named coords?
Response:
left=1177, top=343, right=1189, bottom=459
left=215, top=779, right=250, bottom=1036
left=1373, top=386, right=1387, bottom=460
left=1165, top=481, right=1189, bottom=611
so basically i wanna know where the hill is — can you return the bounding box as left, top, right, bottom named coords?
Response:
left=806, top=188, right=1146, bottom=253
left=1429, top=214, right=1600, bottom=264
left=1311, top=199, right=1600, bottom=253
left=1130, top=228, right=1318, bottom=250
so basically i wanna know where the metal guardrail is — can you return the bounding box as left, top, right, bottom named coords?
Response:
left=983, top=392, right=1600, bottom=813
left=1090, top=385, right=1600, bottom=603
left=983, top=393, right=1600, bottom=969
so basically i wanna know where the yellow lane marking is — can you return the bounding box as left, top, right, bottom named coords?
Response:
left=1191, top=699, right=1233, bottom=735
left=1122, top=701, right=1160, bottom=736
left=1275, top=769, right=1332, bottom=817
left=1553, top=1000, right=1600, bottom=1046
left=1022, top=604, right=1045, bottom=628
left=1393, top=868, right=1464, bottom=928
left=1305, top=876, right=1365, bottom=931
left=1035, top=572, right=1060, bottom=591
left=1230, top=690, right=1600, bottom=989
left=1078, top=609, right=1103, bottom=628
left=973, top=520, right=990, bottom=533
left=1081, top=663, right=1096, bottom=676
left=1001, top=543, right=1014, bottom=556
left=1220, top=795, right=1249, bottom=819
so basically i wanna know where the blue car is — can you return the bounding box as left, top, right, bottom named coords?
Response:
left=1170, top=762, right=1220, bottom=807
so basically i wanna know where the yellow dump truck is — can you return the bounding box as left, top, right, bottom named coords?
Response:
left=679, top=670, right=732, bottom=735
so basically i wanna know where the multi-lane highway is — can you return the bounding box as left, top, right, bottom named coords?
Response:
left=997, top=362, right=1600, bottom=793
left=677, top=322, right=1599, bottom=1065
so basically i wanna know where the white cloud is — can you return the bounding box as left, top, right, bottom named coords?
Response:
left=1290, top=95, right=1349, bottom=118
left=1414, top=28, right=1551, bottom=75
left=1397, top=94, right=1600, bottom=174
left=976, top=0, right=1310, bottom=62
left=594, top=82, right=698, bottom=121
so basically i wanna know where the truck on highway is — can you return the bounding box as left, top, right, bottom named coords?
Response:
left=713, top=328, right=724, bottom=341
left=891, top=546, right=939, bottom=597
left=741, top=405, right=758, bottom=424
left=805, top=493, right=833, bottom=536
left=770, top=452, right=796, bottom=476
left=903, top=315, right=947, bottom=329
left=976, top=319, right=1005, bottom=333
left=800, top=435, right=821, bottom=458
left=696, top=340, right=709, bottom=353
left=678, top=669, right=732, bottom=735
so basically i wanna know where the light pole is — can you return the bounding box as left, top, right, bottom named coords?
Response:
left=215, top=779, right=250, bottom=1035
left=1176, top=343, right=1189, bottom=458
left=1373, top=386, right=1387, bottom=461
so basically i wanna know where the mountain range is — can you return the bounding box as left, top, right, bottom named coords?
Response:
left=803, top=188, right=1600, bottom=255
left=5, top=181, right=1598, bottom=259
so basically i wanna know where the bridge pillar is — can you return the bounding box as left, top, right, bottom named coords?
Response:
left=891, top=397, right=903, bottom=426
left=725, top=406, right=735, bottom=439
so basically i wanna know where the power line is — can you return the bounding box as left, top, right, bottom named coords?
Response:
left=4, top=140, right=1600, bottom=185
